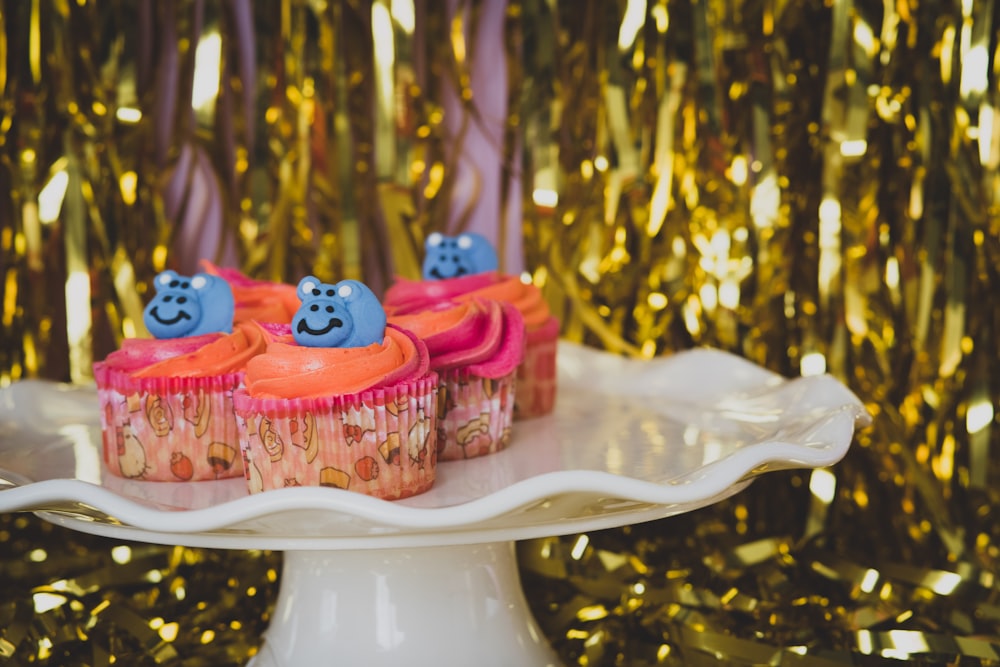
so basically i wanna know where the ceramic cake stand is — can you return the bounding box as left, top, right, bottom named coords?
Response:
left=0, top=343, right=869, bottom=666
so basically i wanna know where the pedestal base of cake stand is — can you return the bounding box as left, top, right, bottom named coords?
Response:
left=246, top=542, right=560, bottom=667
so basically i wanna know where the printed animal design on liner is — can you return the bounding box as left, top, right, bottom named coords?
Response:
left=145, top=396, right=173, bottom=437
left=435, top=385, right=455, bottom=454
left=421, top=232, right=498, bottom=279
left=255, top=415, right=284, bottom=462
left=291, top=276, right=385, bottom=348
left=247, top=459, right=264, bottom=494
left=408, top=408, right=432, bottom=467
left=238, top=436, right=265, bottom=493
left=170, top=452, right=194, bottom=481
left=182, top=389, right=211, bottom=438
left=378, top=432, right=401, bottom=465
left=376, top=406, right=431, bottom=467
left=355, top=456, right=379, bottom=482
left=483, top=376, right=513, bottom=413
left=343, top=422, right=366, bottom=446
left=436, top=424, right=448, bottom=455
left=207, top=441, right=238, bottom=477
left=436, top=384, right=456, bottom=420
left=482, top=377, right=497, bottom=398
left=341, top=408, right=375, bottom=447
left=499, top=380, right=512, bottom=412
left=289, top=412, right=319, bottom=464
left=319, top=466, right=351, bottom=490
left=116, top=421, right=149, bottom=479
left=385, top=394, right=410, bottom=417
left=456, top=412, right=493, bottom=458
left=126, top=392, right=143, bottom=414
left=143, top=270, right=234, bottom=339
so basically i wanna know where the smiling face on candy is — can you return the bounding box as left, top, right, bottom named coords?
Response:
left=421, top=232, right=498, bottom=280
left=292, top=277, right=386, bottom=348
left=143, top=270, right=234, bottom=339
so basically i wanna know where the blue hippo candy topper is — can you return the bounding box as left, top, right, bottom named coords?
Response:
left=421, top=231, right=498, bottom=280
left=292, top=277, right=386, bottom=348
left=143, top=270, right=234, bottom=339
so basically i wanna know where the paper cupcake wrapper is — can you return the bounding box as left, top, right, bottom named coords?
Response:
left=233, top=373, right=438, bottom=500
left=435, top=369, right=516, bottom=461
left=514, top=318, right=559, bottom=420
left=94, top=364, right=245, bottom=481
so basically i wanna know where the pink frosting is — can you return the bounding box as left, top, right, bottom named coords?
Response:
left=388, top=300, right=524, bottom=379
left=384, top=273, right=496, bottom=312
left=99, top=334, right=224, bottom=374
left=384, top=271, right=556, bottom=334
left=244, top=324, right=433, bottom=400
left=201, top=260, right=299, bottom=325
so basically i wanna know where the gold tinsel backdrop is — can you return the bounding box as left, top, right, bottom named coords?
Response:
left=1, top=0, right=999, bottom=664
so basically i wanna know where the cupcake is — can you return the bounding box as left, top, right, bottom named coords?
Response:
left=201, top=260, right=299, bottom=325
left=233, top=276, right=438, bottom=499
left=389, top=298, right=524, bottom=460
left=94, top=270, right=270, bottom=481
left=384, top=232, right=559, bottom=419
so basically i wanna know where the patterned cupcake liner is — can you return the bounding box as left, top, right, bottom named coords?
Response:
left=435, top=368, right=516, bottom=461
left=94, top=363, right=245, bottom=482
left=514, top=317, right=559, bottom=420
left=233, top=373, right=438, bottom=500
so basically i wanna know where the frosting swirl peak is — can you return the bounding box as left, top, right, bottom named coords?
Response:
left=244, top=325, right=430, bottom=399
left=389, top=299, right=524, bottom=378
left=101, top=321, right=270, bottom=378
left=384, top=272, right=553, bottom=330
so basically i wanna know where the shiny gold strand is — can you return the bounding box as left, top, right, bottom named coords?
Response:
left=0, top=513, right=280, bottom=665
left=2, top=0, right=1000, bottom=665
left=516, top=0, right=1000, bottom=664
left=0, top=0, right=484, bottom=385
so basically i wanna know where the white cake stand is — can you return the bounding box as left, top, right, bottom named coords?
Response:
left=0, top=343, right=869, bottom=666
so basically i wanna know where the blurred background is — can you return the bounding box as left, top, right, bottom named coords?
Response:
left=1, top=0, right=999, bottom=664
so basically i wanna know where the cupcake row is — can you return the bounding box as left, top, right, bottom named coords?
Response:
left=94, top=233, right=559, bottom=501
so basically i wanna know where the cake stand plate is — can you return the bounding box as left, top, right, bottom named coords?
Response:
left=0, top=343, right=869, bottom=666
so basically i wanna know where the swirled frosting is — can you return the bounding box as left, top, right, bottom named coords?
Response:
left=389, top=299, right=524, bottom=378
left=202, top=260, right=299, bottom=324
left=100, top=321, right=271, bottom=378
left=244, top=324, right=430, bottom=399
left=384, top=272, right=553, bottom=330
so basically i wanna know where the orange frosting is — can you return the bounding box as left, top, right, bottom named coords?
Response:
left=245, top=326, right=423, bottom=399
left=457, top=275, right=551, bottom=329
left=201, top=260, right=299, bottom=324
left=131, top=321, right=270, bottom=378
left=389, top=302, right=469, bottom=339
left=385, top=272, right=553, bottom=331
left=231, top=287, right=299, bottom=324
left=388, top=299, right=525, bottom=377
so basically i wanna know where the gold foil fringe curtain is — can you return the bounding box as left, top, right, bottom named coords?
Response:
left=0, top=0, right=522, bottom=384
left=1, top=0, right=1000, bottom=665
